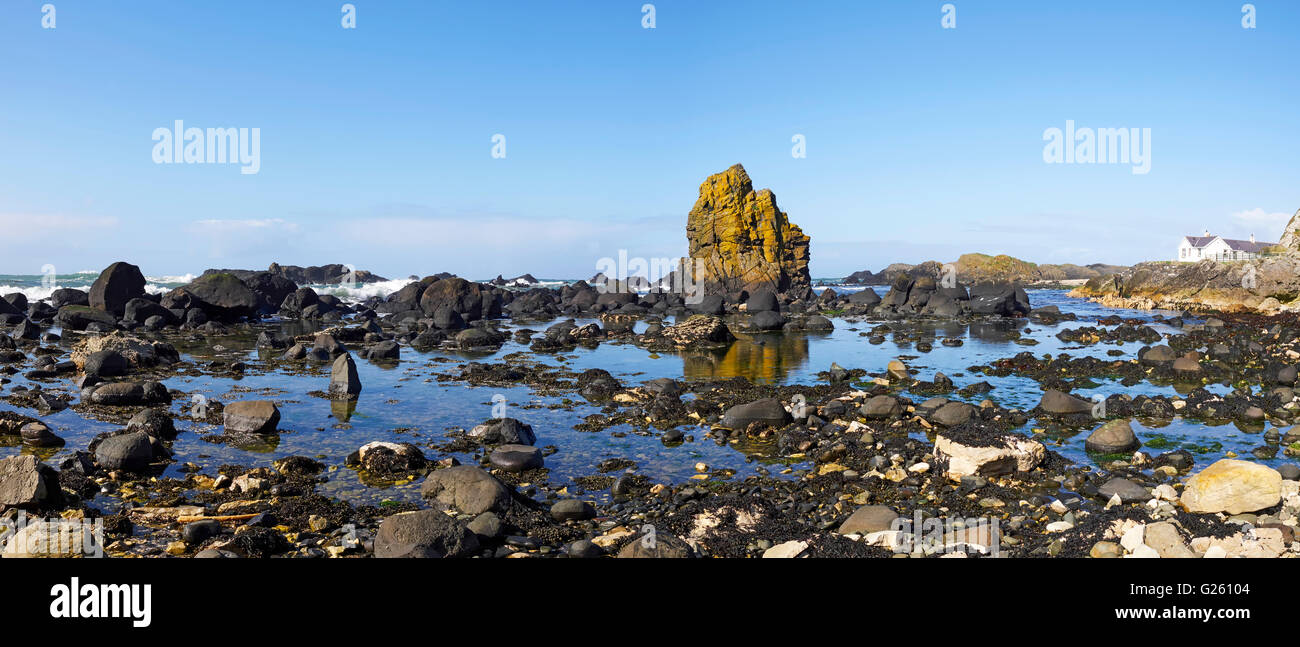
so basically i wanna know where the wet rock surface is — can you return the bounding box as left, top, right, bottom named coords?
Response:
left=5, top=260, right=1300, bottom=560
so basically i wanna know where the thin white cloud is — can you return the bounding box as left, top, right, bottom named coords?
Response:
left=1229, top=208, right=1290, bottom=235
left=335, top=215, right=685, bottom=277
left=186, top=218, right=302, bottom=260
left=189, top=218, right=300, bottom=233
left=0, top=213, right=119, bottom=242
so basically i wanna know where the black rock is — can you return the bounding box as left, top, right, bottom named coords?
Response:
left=89, top=262, right=147, bottom=315
left=94, top=432, right=156, bottom=471
left=83, top=349, right=129, bottom=377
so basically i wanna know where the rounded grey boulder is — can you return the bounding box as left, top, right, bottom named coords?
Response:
left=1085, top=419, right=1141, bottom=454
left=420, top=465, right=511, bottom=515
left=720, top=398, right=792, bottom=429
left=374, top=510, right=479, bottom=558
left=94, top=432, right=155, bottom=472
left=489, top=444, right=543, bottom=472
left=223, top=400, right=281, bottom=434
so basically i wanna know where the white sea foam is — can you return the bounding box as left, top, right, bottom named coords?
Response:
left=308, top=278, right=413, bottom=303
left=145, top=273, right=197, bottom=285
left=0, top=283, right=94, bottom=302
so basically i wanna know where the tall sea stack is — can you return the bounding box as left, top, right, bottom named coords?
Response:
left=685, top=164, right=811, bottom=297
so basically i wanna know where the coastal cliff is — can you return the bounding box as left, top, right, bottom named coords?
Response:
left=1070, top=208, right=1300, bottom=313
left=1068, top=255, right=1300, bottom=313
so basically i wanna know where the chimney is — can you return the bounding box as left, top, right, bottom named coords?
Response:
left=1203, top=228, right=1210, bottom=237
left=1250, top=234, right=1256, bottom=243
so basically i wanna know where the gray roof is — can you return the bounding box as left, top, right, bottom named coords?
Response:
left=1184, top=235, right=1275, bottom=253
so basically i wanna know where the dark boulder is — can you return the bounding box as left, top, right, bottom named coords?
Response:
left=222, top=400, right=281, bottom=434
left=468, top=418, right=536, bottom=445
left=239, top=272, right=298, bottom=314
left=419, top=278, right=500, bottom=321
left=279, top=287, right=320, bottom=315
left=745, top=290, right=779, bottom=313
left=49, top=288, right=89, bottom=309
left=720, top=398, right=792, bottom=429
left=83, top=350, right=128, bottom=377
left=126, top=408, right=178, bottom=440
left=328, top=353, right=362, bottom=398
left=847, top=289, right=882, bottom=306
left=89, top=262, right=147, bottom=315
left=175, top=273, right=262, bottom=320
left=94, top=431, right=157, bottom=471
left=123, top=298, right=174, bottom=325
left=55, top=305, right=117, bottom=331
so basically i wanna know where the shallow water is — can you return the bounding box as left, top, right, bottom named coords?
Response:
left=0, top=288, right=1287, bottom=511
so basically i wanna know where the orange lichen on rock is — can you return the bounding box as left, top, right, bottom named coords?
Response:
left=686, top=164, right=810, bottom=296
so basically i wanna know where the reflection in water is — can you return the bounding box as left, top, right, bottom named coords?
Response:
left=331, top=399, right=358, bottom=422
left=968, top=321, right=1023, bottom=343
left=678, top=332, right=815, bottom=384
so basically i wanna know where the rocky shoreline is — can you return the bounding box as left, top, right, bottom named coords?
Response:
left=1069, top=254, right=1300, bottom=314
left=2, top=257, right=1299, bottom=559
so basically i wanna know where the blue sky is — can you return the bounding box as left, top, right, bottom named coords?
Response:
left=1, top=0, right=1297, bottom=280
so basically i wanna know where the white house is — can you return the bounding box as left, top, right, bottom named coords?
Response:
left=1177, top=230, right=1274, bottom=262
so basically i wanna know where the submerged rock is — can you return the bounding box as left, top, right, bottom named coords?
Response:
left=1085, top=419, right=1141, bottom=454
left=490, top=444, right=544, bottom=472
left=1038, top=389, right=1094, bottom=415
left=654, top=315, right=734, bottom=348
left=223, top=401, right=281, bottom=434
left=19, top=422, right=63, bottom=448
left=719, top=398, right=792, bottom=429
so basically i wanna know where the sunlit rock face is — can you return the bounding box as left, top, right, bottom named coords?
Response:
left=686, top=164, right=810, bottom=298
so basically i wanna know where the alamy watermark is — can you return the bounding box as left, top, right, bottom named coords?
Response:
left=1042, top=120, right=1151, bottom=175
left=152, top=120, right=261, bottom=174
left=941, top=3, right=956, bottom=29
left=49, top=577, right=151, bottom=628
left=0, top=511, right=104, bottom=558
left=593, top=251, right=706, bottom=305
left=939, top=263, right=957, bottom=288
